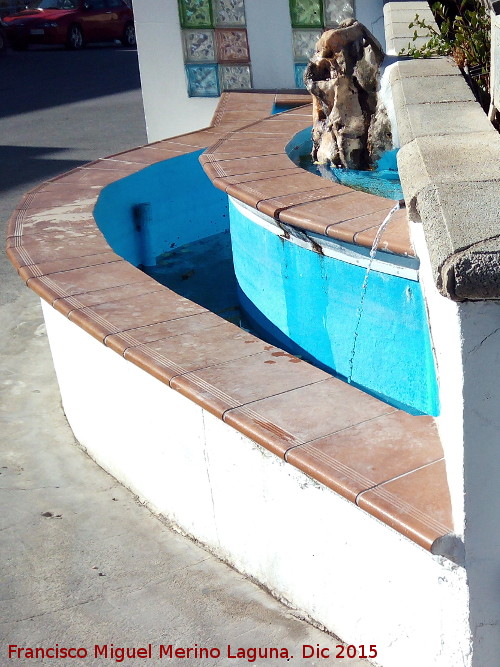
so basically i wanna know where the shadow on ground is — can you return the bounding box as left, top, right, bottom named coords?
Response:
left=0, top=46, right=141, bottom=119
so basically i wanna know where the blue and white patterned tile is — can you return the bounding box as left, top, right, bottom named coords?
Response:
left=294, top=63, right=308, bottom=89
left=219, top=64, right=252, bottom=90
left=186, top=63, right=220, bottom=97
left=213, top=0, right=246, bottom=26
left=182, top=30, right=216, bottom=62
left=292, top=29, right=322, bottom=61
left=323, top=0, right=354, bottom=27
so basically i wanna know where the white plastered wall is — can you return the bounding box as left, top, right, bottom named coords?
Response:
left=41, top=299, right=470, bottom=667
left=412, top=221, right=500, bottom=667
left=133, top=0, right=386, bottom=142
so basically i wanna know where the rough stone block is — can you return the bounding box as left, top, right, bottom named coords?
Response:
left=397, top=133, right=500, bottom=209
left=389, top=57, right=460, bottom=82
left=392, top=74, right=474, bottom=106
left=415, top=182, right=500, bottom=300
left=394, top=99, right=492, bottom=146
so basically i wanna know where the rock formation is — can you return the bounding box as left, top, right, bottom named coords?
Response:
left=304, top=19, right=392, bottom=170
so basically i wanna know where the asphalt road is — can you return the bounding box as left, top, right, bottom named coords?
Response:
left=0, top=46, right=366, bottom=666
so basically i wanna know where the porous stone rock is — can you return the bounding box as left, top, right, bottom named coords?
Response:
left=304, top=19, right=392, bottom=170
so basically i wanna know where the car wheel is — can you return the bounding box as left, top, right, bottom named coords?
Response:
left=121, top=22, right=136, bottom=48
left=66, top=24, right=83, bottom=50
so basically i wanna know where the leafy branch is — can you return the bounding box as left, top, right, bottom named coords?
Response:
left=400, top=1, right=490, bottom=100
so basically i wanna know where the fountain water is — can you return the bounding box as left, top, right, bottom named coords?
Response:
left=347, top=200, right=404, bottom=384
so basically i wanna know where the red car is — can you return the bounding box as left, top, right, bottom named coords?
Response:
left=3, top=0, right=135, bottom=50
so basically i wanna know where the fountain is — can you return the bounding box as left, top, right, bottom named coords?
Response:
left=304, top=19, right=393, bottom=171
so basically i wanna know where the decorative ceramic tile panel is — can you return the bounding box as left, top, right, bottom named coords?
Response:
left=215, top=28, right=250, bottom=63
left=323, top=0, right=354, bottom=27
left=178, top=0, right=213, bottom=29
left=289, top=0, right=323, bottom=28
left=213, top=0, right=246, bottom=26
left=186, top=63, right=220, bottom=97
left=182, top=30, right=216, bottom=62
left=292, top=30, right=322, bottom=61
left=220, top=64, right=252, bottom=90
left=294, top=63, right=308, bottom=89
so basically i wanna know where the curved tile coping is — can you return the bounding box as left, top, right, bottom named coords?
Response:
left=6, top=92, right=453, bottom=554
left=200, top=109, right=415, bottom=259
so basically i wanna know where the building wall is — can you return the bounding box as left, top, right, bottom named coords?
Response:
left=134, top=0, right=385, bottom=141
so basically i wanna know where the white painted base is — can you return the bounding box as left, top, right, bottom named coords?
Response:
left=41, top=300, right=471, bottom=667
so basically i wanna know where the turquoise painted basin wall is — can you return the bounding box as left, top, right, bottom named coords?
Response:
left=229, top=198, right=440, bottom=416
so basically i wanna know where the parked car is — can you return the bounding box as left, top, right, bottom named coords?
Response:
left=3, top=0, right=135, bottom=50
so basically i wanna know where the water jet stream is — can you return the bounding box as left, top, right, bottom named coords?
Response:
left=347, top=200, right=404, bottom=385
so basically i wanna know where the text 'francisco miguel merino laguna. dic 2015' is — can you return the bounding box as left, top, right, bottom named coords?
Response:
left=7, top=643, right=379, bottom=662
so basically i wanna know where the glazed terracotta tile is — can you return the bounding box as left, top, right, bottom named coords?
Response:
left=224, top=378, right=396, bottom=458
left=205, top=154, right=295, bottom=177
left=212, top=167, right=302, bottom=190
left=357, top=460, right=453, bottom=550
left=18, top=251, right=121, bottom=282
left=5, top=233, right=111, bottom=267
left=226, top=173, right=342, bottom=209
left=106, top=311, right=223, bottom=355
left=287, top=412, right=443, bottom=503
left=279, top=192, right=393, bottom=235
left=274, top=93, right=310, bottom=105
left=258, top=183, right=351, bottom=218
left=54, top=166, right=142, bottom=186
left=161, top=129, right=224, bottom=149
left=171, top=348, right=329, bottom=417
left=52, top=279, right=160, bottom=316
left=325, top=209, right=394, bottom=244
left=13, top=189, right=97, bottom=214
left=27, top=260, right=146, bottom=306
left=124, top=320, right=270, bottom=384
left=69, top=288, right=207, bottom=344
left=10, top=208, right=97, bottom=239
left=109, top=146, right=191, bottom=165
left=207, top=136, right=286, bottom=157
left=354, top=207, right=416, bottom=257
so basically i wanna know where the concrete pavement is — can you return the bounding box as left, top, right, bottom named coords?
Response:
left=0, top=46, right=369, bottom=665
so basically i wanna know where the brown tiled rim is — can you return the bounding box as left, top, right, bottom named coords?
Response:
left=6, top=91, right=451, bottom=553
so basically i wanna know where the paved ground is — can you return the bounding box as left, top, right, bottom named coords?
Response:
left=0, top=46, right=370, bottom=666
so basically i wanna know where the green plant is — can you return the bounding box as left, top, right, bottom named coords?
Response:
left=400, top=1, right=491, bottom=102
